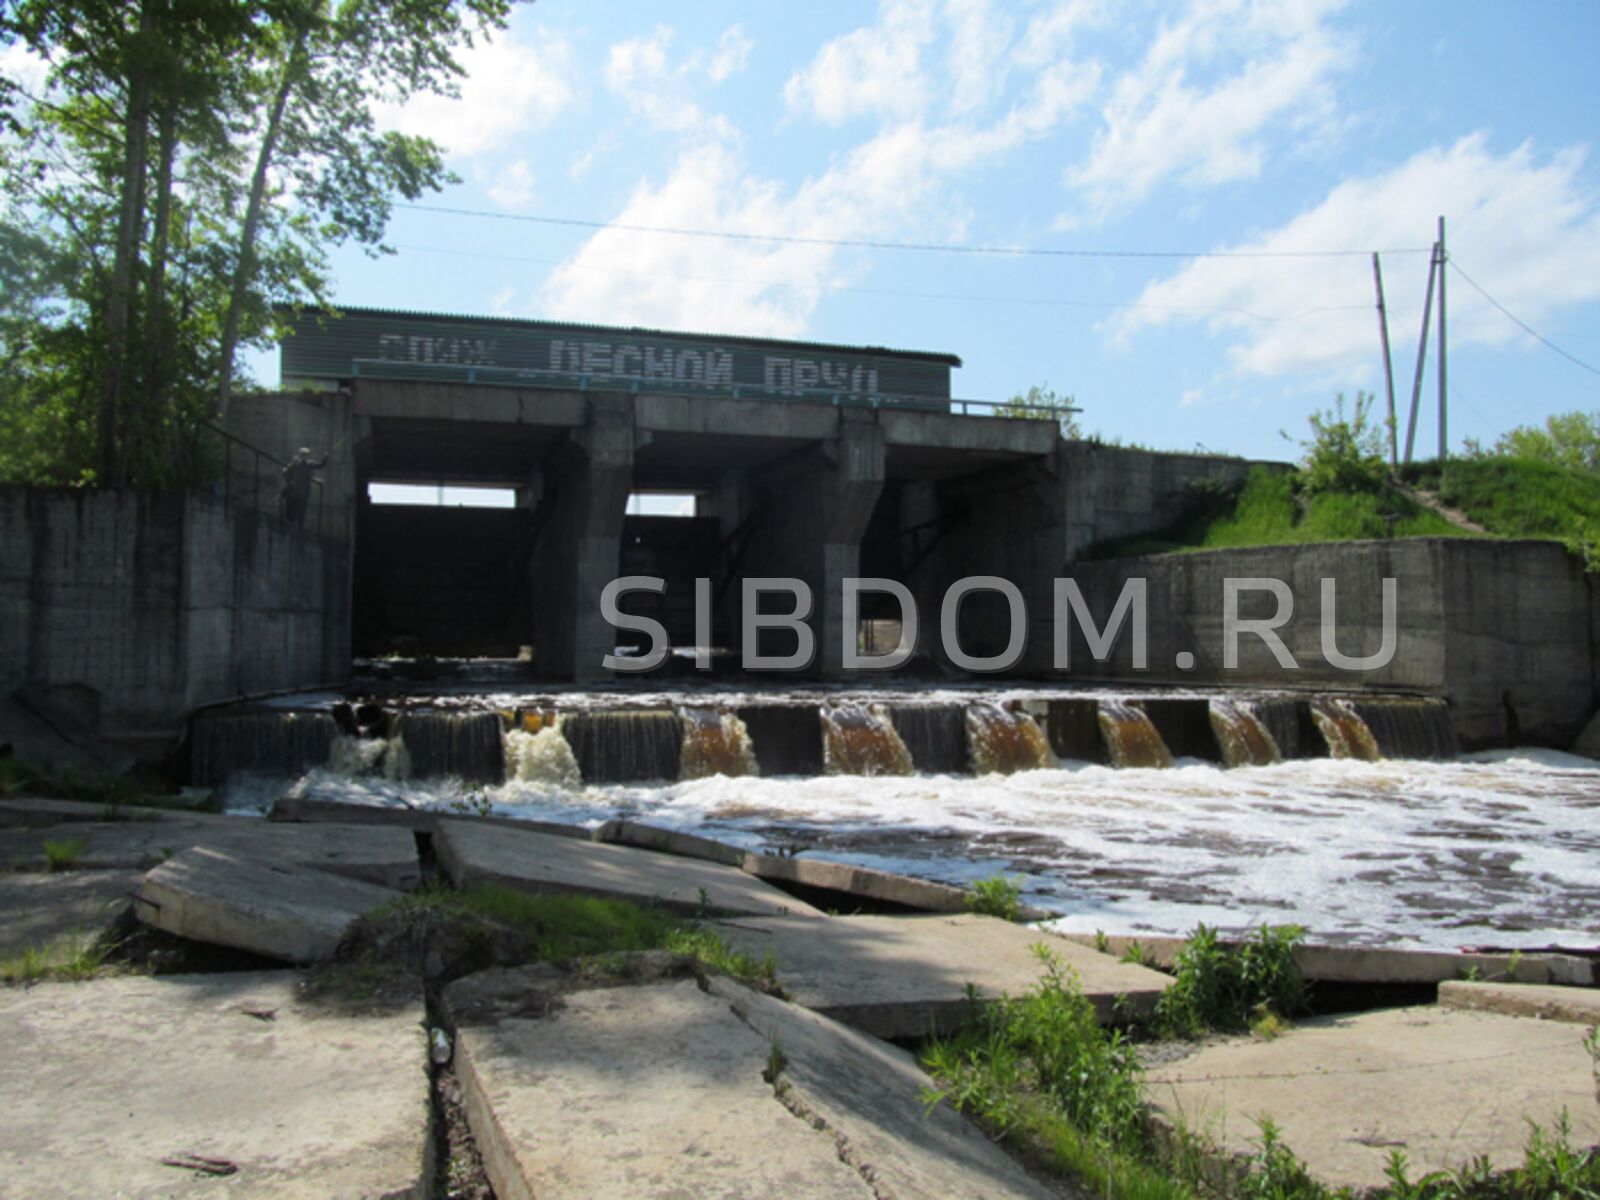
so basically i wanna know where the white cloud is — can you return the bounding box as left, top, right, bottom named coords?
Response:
left=374, top=28, right=574, bottom=159
left=784, top=0, right=937, bottom=125
left=1064, top=0, right=1352, bottom=223
left=1108, top=135, right=1600, bottom=384
left=569, top=149, right=596, bottom=181
left=486, top=159, right=535, bottom=209
left=544, top=4, right=1102, bottom=336
left=944, top=0, right=1016, bottom=116
left=705, top=26, right=755, bottom=83
left=604, top=25, right=742, bottom=138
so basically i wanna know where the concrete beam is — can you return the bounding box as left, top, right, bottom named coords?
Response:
left=352, top=379, right=587, bottom=427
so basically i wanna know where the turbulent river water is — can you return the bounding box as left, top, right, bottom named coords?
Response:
left=220, top=740, right=1600, bottom=952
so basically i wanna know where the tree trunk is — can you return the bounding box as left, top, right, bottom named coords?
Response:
left=99, top=16, right=154, bottom=487
left=142, top=102, right=178, bottom=477
left=215, top=28, right=308, bottom=425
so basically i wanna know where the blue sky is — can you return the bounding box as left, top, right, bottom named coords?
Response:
left=253, top=0, right=1600, bottom=462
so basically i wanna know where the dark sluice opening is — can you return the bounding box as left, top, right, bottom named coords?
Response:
left=190, top=711, right=338, bottom=787
left=1141, top=699, right=1220, bottom=762
left=888, top=704, right=969, bottom=774
left=398, top=712, right=505, bottom=783
left=1044, top=699, right=1108, bottom=764
left=561, top=710, right=683, bottom=783
left=1251, top=697, right=1324, bottom=759
left=1351, top=698, right=1457, bottom=759
left=738, top=705, right=824, bottom=777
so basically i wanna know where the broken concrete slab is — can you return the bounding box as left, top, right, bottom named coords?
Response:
left=271, top=792, right=592, bottom=841
left=0, top=869, right=139, bottom=958
left=447, top=972, right=1049, bottom=1199
left=1059, top=932, right=1597, bottom=987
left=135, top=847, right=402, bottom=964
left=1146, top=1006, right=1600, bottom=1193
left=741, top=852, right=973, bottom=913
left=0, top=817, right=421, bottom=889
left=433, top=818, right=823, bottom=918
left=0, top=970, right=429, bottom=1198
left=712, top=913, right=1171, bottom=1039
left=0, top=795, right=195, bottom=828
left=1439, top=979, right=1600, bottom=1024
left=594, top=818, right=746, bottom=867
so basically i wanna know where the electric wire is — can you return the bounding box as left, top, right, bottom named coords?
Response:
left=1448, top=259, right=1600, bottom=379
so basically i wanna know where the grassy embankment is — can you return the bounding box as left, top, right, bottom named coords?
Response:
left=1089, top=457, right=1598, bottom=568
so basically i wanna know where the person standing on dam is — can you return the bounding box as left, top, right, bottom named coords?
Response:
left=279, top=446, right=328, bottom=527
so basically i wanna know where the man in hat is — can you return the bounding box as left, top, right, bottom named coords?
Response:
left=280, top=446, right=328, bottom=527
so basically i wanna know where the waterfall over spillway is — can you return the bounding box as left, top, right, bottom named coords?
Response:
left=1311, top=697, right=1381, bottom=761
left=561, top=710, right=683, bottom=783
left=503, top=722, right=581, bottom=788
left=965, top=703, right=1055, bottom=774
left=1097, top=699, right=1174, bottom=769
left=821, top=704, right=914, bottom=776
left=191, top=711, right=338, bottom=786
left=679, top=707, right=759, bottom=779
left=395, top=711, right=503, bottom=782
left=887, top=703, right=970, bottom=774
left=1208, top=698, right=1281, bottom=767
left=1352, top=698, right=1457, bottom=759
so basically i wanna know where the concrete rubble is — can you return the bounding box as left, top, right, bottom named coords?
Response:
left=135, top=846, right=402, bottom=964
left=1146, top=1004, right=1600, bottom=1192
left=712, top=912, right=1173, bottom=1038
left=445, top=968, right=1052, bottom=1199
left=433, top=817, right=825, bottom=917
left=0, top=971, right=430, bottom=1199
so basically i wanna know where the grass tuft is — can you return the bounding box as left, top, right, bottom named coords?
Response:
left=42, top=836, right=88, bottom=872
left=966, top=872, right=1025, bottom=922
left=1154, top=923, right=1306, bottom=1038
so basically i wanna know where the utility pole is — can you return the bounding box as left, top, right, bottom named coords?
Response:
left=1436, top=215, right=1448, bottom=461
left=1372, top=252, right=1398, bottom=469
left=1404, top=239, right=1439, bottom=464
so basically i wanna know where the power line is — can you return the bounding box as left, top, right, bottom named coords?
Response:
left=1448, top=259, right=1600, bottom=379
left=395, top=202, right=1433, bottom=261
left=389, top=241, right=1371, bottom=323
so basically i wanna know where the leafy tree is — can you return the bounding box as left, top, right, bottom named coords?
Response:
left=0, top=0, right=510, bottom=488
left=1290, top=391, right=1390, bottom=494
left=1492, top=410, right=1600, bottom=473
left=997, top=383, right=1083, bottom=438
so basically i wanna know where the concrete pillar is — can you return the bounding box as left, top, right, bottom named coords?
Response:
left=527, top=393, right=634, bottom=681
left=907, top=447, right=1063, bottom=677
left=734, top=411, right=885, bottom=679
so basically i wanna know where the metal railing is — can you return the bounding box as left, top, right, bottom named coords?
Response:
left=202, top=421, right=325, bottom=532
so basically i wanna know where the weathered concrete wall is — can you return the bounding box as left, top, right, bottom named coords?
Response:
left=1061, top=539, right=1593, bottom=750
left=1061, top=441, right=1286, bottom=560
left=225, top=390, right=356, bottom=545
left=0, top=488, right=350, bottom=755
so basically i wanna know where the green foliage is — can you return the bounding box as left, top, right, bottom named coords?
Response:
left=42, top=836, right=88, bottom=872
left=1, top=931, right=111, bottom=984
left=966, top=872, right=1025, bottom=921
left=371, top=885, right=778, bottom=988
left=1492, top=410, right=1600, bottom=474
left=1404, top=456, right=1600, bottom=570
left=1154, top=923, right=1306, bottom=1038
left=998, top=384, right=1083, bottom=438
left=0, top=0, right=510, bottom=487
left=1291, top=392, right=1391, bottom=495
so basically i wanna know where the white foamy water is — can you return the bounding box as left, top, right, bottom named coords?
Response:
left=260, top=747, right=1599, bottom=952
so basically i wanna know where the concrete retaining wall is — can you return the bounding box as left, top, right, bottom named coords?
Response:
left=0, top=488, right=350, bottom=755
left=1061, top=538, right=1594, bottom=750
left=1061, top=441, right=1285, bottom=560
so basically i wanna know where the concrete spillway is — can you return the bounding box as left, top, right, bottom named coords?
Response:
left=191, top=692, right=1452, bottom=787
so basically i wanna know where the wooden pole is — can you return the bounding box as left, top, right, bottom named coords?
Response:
left=1436, top=215, right=1448, bottom=460
left=1404, top=242, right=1439, bottom=464
left=1372, top=252, right=1398, bottom=469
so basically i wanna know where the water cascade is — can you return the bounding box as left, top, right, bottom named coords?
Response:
left=503, top=722, right=582, bottom=788
left=561, top=710, right=684, bottom=783
left=326, top=731, right=409, bottom=779
left=1250, top=698, right=1317, bottom=759
left=887, top=704, right=970, bottom=774
left=1208, top=698, right=1282, bottom=767
left=1096, top=700, right=1174, bottom=769
left=679, top=707, right=759, bottom=779
left=821, top=704, right=914, bottom=776
left=1351, top=698, right=1457, bottom=759
left=190, top=711, right=338, bottom=786
left=965, top=703, right=1056, bottom=774
left=396, top=711, right=504, bottom=782
left=1310, top=697, right=1381, bottom=761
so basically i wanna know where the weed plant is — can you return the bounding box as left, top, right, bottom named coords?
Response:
left=1154, top=923, right=1307, bottom=1037
left=967, top=872, right=1025, bottom=922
